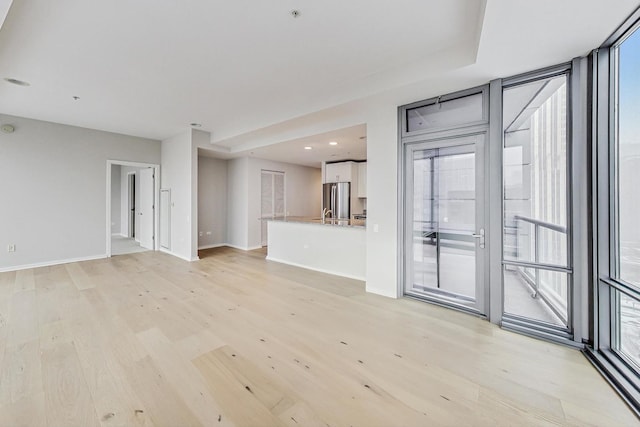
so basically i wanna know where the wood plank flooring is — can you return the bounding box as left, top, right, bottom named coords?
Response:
left=0, top=247, right=637, bottom=426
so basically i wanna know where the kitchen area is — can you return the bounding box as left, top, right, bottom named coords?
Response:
left=266, top=158, right=368, bottom=281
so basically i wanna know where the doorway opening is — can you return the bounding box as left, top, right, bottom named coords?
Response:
left=107, top=160, right=160, bottom=256
left=128, top=172, right=136, bottom=239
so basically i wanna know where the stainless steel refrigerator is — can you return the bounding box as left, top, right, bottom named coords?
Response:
left=322, top=182, right=350, bottom=219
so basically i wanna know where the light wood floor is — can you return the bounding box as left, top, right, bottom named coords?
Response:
left=0, top=247, right=637, bottom=426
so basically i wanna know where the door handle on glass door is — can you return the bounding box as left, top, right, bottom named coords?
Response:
left=471, top=228, right=485, bottom=249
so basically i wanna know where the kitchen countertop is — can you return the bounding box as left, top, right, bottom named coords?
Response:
left=263, top=216, right=366, bottom=228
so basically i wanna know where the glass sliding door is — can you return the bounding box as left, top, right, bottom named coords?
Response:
left=502, top=72, right=572, bottom=333
left=405, top=134, right=486, bottom=314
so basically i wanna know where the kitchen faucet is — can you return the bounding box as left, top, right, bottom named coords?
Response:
left=322, top=208, right=333, bottom=220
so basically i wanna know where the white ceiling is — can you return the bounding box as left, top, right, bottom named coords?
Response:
left=0, top=0, right=639, bottom=161
left=0, top=0, right=482, bottom=141
left=199, top=124, right=366, bottom=168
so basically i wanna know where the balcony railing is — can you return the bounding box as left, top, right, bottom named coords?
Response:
left=413, top=216, right=570, bottom=325
left=512, top=215, right=569, bottom=324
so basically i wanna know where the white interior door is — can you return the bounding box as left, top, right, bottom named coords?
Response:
left=139, top=168, right=155, bottom=250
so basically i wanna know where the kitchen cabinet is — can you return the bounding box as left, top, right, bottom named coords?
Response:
left=357, top=162, right=367, bottom=198
left=324, top=160, right=366, bottom=215
left=325, top=161, right=354, bottom=183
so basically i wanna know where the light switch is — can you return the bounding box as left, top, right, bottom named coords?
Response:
left=373, top=224, right=379, bottom=233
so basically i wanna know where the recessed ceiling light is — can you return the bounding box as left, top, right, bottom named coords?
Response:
left=190, top=123, right=202, bottom=127
left=290, top=9, right=301, bottom=18
left=72, top=96, right=80, bottom=101
left=329, top=141, right=338, bottom=146
left=304, top=146, right=312, bottom=150
left=4, top=78, right=30, bottom=87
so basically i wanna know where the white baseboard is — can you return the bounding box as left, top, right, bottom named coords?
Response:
left=198, top=243, right=226, bottom=250
left=0, top=254, right=108, bottom=273
left=158, top=247, right=199, bottom=262
left=265, top=256, right=365, bottom=282
left=365, top=286, right=398, bottom=299
left=224, top=243, right=263, bottom=251
left=223, top=243, right=248, bottom=251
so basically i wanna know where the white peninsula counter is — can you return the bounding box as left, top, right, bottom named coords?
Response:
left=266, top=217, right=366, bottom=281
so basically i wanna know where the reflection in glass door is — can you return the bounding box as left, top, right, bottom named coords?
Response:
left=405, top=134, right=486, bottom=314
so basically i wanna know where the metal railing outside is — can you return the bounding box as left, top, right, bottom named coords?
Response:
left=512, top=215, right=569, bottom=324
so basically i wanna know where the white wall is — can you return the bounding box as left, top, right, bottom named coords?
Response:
left=267, top=221, right=366, bottom=281
left=226, top=157, right=249, bottom=249
left=110, top=164, right=121, bottom=234
left=0, top=114, right=160, bottom=270
left=364, top=105, right=399, bottom=297
left=198, top=156, right=227, bottom=248
left=160, top=130, right=195, bottom=261
left=247, top=157, right=321, bottom=250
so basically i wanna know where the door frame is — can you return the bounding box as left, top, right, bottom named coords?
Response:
left=402, top=130, right=489, bottom=316
left=106, top=160, right=160, bottom=257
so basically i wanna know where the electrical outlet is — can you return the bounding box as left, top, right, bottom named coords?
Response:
left=7, top=244, right=16, bottom=252
left=199, top=231, right=203, bottom=237
left=206, top=231, right=211, bottom=235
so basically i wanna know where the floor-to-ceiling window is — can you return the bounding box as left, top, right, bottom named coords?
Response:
left=590, top=11, right=640, bottom=414
left=614, top=24, right=640, bottom=372
left=502, top=71, right=573, bottom=336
